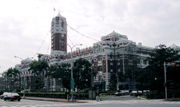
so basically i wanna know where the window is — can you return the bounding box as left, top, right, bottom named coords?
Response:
left=110, top=62, right=113, bottom=65
left=56, top=17, right=59, bottom=20
left=61, top=22, right=64, bottom=28
left=110, top=69, right=113, bottom=72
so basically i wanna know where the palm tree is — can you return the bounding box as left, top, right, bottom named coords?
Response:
left=29, top=60, right=49, bottom=91
left=6, top=68, right=20, bottom=91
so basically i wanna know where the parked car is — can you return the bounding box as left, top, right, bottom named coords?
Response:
left=130, top=91, right=138, bottom=96
left=114, top=90, right=129, bottom=96
left=0, top=92, right=9, bottom=99
left=130, top=90, right=143, bottom=96
left=1, top=92, right=21, bottom=101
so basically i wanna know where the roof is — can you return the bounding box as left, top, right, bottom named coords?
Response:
left=101, top=31, right=128, bottom=41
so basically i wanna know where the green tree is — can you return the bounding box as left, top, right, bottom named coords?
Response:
left=29, top=60, right=49, bottom=91
left=47, top=63, right=71, bottom=91
left=109, top=72, right=117, bottom=91
left=166, top=62, right=180, bottom=97
left=73, top=58, right=92, bottom=91
left=135, top=67, right=153, bottom=91
left=148, top=44, right=179, bottom=98
left=6, top=68, right=20, bottom=91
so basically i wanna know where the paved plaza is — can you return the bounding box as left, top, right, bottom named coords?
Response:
left=0, top=99, right=180, bottom=107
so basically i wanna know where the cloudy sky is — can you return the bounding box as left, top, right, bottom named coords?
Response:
left=0, top=0, right=180, bottom=73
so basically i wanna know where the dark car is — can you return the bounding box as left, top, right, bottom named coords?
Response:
left=2, top=92, right=21, bottom=101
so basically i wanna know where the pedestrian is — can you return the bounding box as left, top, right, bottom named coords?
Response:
left=96, top=95, right=100, bottom=102
left=96, top=93, right=101, bottom=102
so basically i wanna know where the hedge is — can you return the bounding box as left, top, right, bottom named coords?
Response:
left=19, top=92, right=89, bottom=99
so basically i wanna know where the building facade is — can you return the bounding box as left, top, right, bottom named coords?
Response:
left=51, top=13, right=67, bottom=57
left=12, top=14, right=180, bottom=92
left=37, top=14, right=154, bottom=91
left=47, top=21, right=154, bottom=91
left=15, top=58, right=33, bottom=91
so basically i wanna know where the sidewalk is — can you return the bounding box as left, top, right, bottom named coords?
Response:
left=24, top=97, right=95, bottom=103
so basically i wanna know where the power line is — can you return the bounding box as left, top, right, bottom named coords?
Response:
left=46, top=37, right=51, bottom=54
left=67, top=24, right=99, bottom=42
left=67, top=34, right=74, bottom=46
left=37, top=32, right=49, bottom=52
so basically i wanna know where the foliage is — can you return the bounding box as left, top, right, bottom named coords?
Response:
left=148, top=44, right=180, bottom=98
left=29, top=60, right=49, bottom=76
left=135, top=67, right=153, bottom=91
left=29, top=60, right=49, bottom=91
left=109, top=73, right=117, bottom=91
left=47, top=63, right=71, bottom=91
left=6, top=68, right=20, bottom=78
left=73, top=58, right=92, bottom=91
left=5, top=68, right=20, bottom=91
left=166, top=62, right=180, bottom=97
left=18, top=91, right=88, bottom=99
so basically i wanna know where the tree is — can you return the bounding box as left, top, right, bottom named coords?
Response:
left=29, top=60, right=49, bottom=91
left=73, top=58, right=92, bottom=91
left=135, top=67, right=153, bottom=91
left=166, top=62, right=180, bottom=97
left=47, top=63, right=71, bottom=91
left=148, top=44, right=180, bottom=98
left=6, top=68, right=20, bottom=91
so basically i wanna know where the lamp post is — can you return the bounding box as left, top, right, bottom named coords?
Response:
left=164, top=62, right=167, bottom=100
left=14, top=56, right=24, bottom=90
left=14, top=56, right=23, bottom=60
left=14, top=56, right=33, bottom=92
left=67, top=43, right=82, bottom=101
left=112, top=43, right=119, bottom=91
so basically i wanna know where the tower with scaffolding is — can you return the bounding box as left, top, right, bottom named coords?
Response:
left=51, top=13, right=67, bottom=57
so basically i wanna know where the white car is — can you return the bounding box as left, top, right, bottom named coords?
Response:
left=1, top=92, right=21, bottom=101
left=0, top=92, right=9, bottom=99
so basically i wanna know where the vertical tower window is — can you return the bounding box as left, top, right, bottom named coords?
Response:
left=61, top=22, right=64, bottom=28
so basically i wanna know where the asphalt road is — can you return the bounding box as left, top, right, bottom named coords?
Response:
left=0, top=99, right=180, bottom=107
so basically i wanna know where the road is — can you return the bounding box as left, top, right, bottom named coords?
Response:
left=0, top=99, right=180, bottom=107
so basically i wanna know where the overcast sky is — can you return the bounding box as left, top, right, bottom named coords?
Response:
left=0, top=0, right=180, bottom=73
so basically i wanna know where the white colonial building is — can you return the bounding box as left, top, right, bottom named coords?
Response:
left=16, top=14, right=180, bottom=92
left=41, top=28, right=154, bottom=91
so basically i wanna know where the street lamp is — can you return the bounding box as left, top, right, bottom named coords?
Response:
left=67, top=43, right=82, bottom=101
left=164, top=62, right=167, bottom=100
left=112, top=43, right=119, bottom=91
left=14, top=56, right=24, bottom=60
left=14, top=56, right=33, bottom=93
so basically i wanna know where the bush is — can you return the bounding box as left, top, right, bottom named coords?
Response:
left=19, top=92, right=66, bottom=99
left=0, top=91, right=3, bottom=95
left=73, top=92, right=89, bottom=99
left=146, top=90, right=164, bottom=99
left=19, top=92, right=89, bottom=99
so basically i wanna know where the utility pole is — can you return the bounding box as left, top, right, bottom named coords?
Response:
left=164, top=62, right=168, bottom=100
left=112, top=43, right=119, bottom=91
left=67, top=43, right=82, bottom=101
left=90, top=58, right=95, bottom=99
left=122, top=50, right=125, bottom=75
